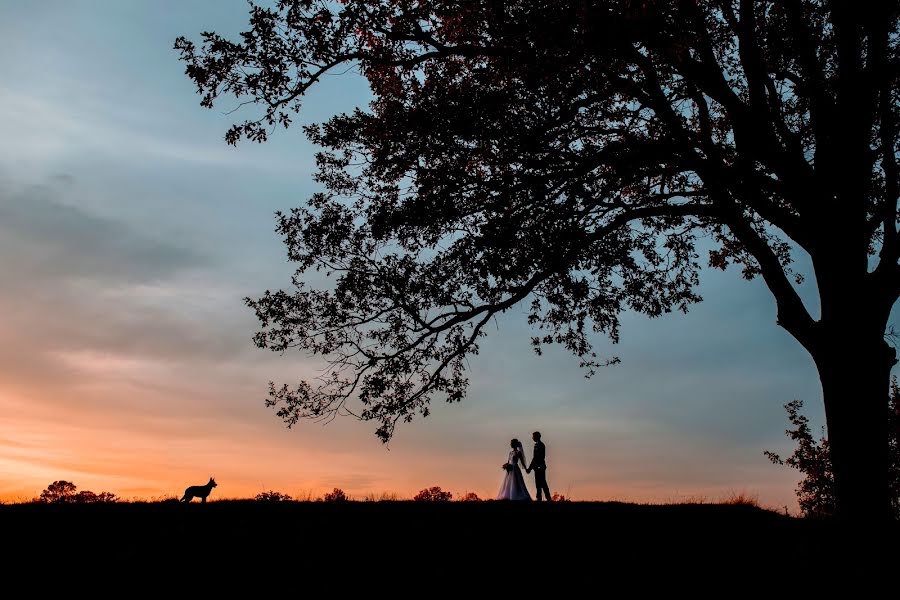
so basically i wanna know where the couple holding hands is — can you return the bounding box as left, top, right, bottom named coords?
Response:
left=497, top=431, right=551, bottom=501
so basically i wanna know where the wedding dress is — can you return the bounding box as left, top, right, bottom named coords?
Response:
left=497, top=445, right=532, bottom=501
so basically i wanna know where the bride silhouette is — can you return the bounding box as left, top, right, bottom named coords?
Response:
left=497, top=438, right=532, bottom=501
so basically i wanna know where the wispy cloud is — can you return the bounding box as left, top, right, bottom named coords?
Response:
left=0, top=179, right=204, bottom=283
left=0, top=178, right=263, bottom=416
left=0, top=87, right=304, bottom=172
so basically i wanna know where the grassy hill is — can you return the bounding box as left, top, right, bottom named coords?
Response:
left=2, top=500, right=895, bottom=587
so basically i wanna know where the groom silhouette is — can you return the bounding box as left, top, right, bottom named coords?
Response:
left=526, top=431, right=551, bottom=501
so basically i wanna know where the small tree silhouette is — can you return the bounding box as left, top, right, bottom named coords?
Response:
left=766, top=376, right=900, bottom=518
left=551, top=492, right=570, bottom=502
left=764, top=400, right=837, bottom=517
left=323, top=488, right=348, bottom=502
left=459, top=492, right=480, bottom=502
left=255, top=490, right=293, bottom=502
left=74, top=491, right=99, bottom=504
left=37, top=481, right=116, bottom=504
left=39, top=481, right=77, bottom=503
left=414, top=487, right=452, bottom=502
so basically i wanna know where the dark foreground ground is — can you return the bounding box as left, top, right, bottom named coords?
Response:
left=2, top=501, right=896, bottom=588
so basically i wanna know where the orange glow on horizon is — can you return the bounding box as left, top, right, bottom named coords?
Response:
left=0, top=345, right=800, bottom=511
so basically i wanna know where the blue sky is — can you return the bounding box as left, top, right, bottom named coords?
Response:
left=0, top=0, right=870, bottom=509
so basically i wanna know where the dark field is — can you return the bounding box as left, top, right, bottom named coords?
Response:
left=2, top=501, right=895, bottom=587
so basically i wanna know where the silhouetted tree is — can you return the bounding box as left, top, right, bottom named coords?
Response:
left=74, top=491, right=99, bottom=504
left=256, top=490, right=293, bottom=502
left=765, top=400, right=837, bottom=517
left=38, top=483, right=117, bottom=504
left=177, top=1, right=900, bottom=521
left=414, top=487, right=452, bottom=502
left=459, top=492, right=481, bottom=502
left=323, top=488, right=348, bottom=502
left=766, top=376, right=900, bottom=518
left=39, top=481, right=77, bottom=503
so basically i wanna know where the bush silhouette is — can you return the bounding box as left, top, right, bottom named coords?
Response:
left=766, top=376, right=900, bottom=518
left=38, top=481, right=117, bottom=504
left=459, top=492, right=481, bottom=502
left=414, top=487, right=452, bottom=502
left=255, top=490, right=293, bottom=502
left=39, top=481, right=78, bottom=503
left=323, top=488, right=348, bottom=502
left=74, top=491, right=99, bottom=503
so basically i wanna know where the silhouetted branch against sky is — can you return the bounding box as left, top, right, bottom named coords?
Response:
left=176, top=1, right=900, bottom=521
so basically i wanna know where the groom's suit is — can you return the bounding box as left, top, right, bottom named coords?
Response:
left=528, top=441, right=551, bottom=501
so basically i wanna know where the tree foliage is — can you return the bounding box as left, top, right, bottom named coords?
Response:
left=176, top=1, right=900, bottom=452
left=74, top=491, right=100, bottom=504
left=255, top=490, right=294, bottom=502
left=765, top=376, right=900, bottom=518
left=38, top=481, right=116, bottom=504
left=414, top=486, right=453, bottom=501
left=39, top=481, right=77, bottom=504
left=323, top=487, right=349, bottom=502
left=764, top=400, right=837, bottom=517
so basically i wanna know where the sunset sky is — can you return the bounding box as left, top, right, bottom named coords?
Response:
left=1, top=1, right=885, bottom=510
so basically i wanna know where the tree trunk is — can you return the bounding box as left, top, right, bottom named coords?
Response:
left=812, top=325, right=895, bottom=523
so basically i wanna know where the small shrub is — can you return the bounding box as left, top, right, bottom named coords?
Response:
left=74, top=491, right=98, bottom=503
left=550, top=492, right=570, bottom=502
left=764, top=399, right=837, bottom=517
left=323, top=488, right=348, bottom=502
left=255, top=490, right=293, bottom=502
left=765, top=377, right=900, bottom=518
left=414, top=486, right=452, bottom=502
left=73, top=490, right=117, bottom=503
left=459, top=492, right=481, bottom=502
